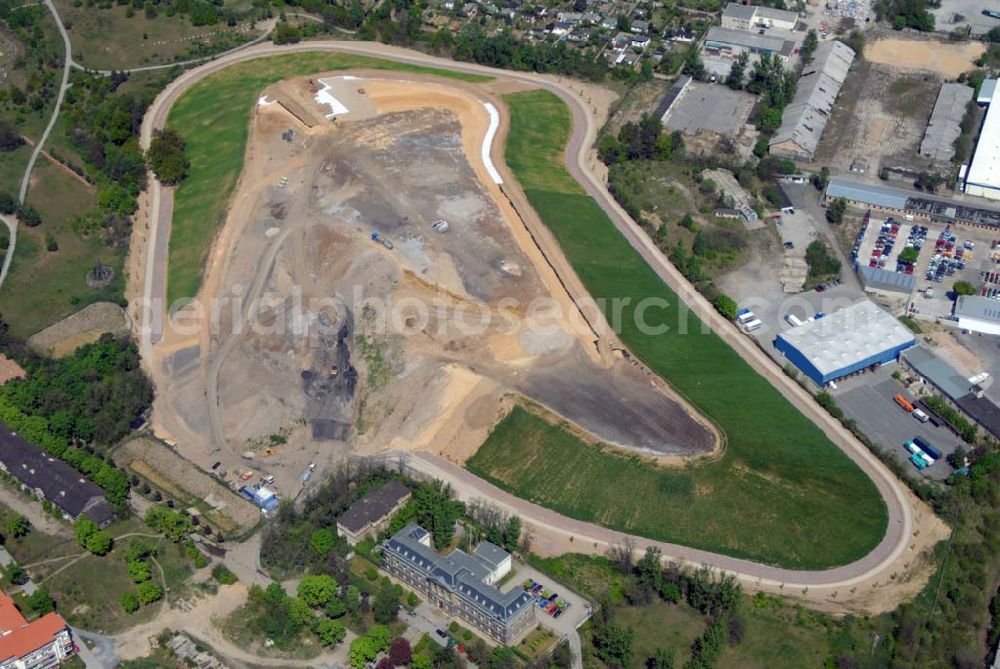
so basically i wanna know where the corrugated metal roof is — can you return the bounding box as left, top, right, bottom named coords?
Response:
left=775, top=300, right=915, bottom=376
left=901, top=346, right=973, bottom=400
left=825, top=179, right=910, bottom=209
left=770, top=41, right=855, bottom=159
left=856, top=264, right=916, bottom=294
left=920, top=83, right=974, bottom=163
left=955, top=294, right=1000, bottom=322
left=705, top=26, right=794, bottom=55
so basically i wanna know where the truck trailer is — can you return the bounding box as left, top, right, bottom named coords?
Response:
left=913, top=436, right=942, bottom=460
left=894, top=393, right=915, bottom=413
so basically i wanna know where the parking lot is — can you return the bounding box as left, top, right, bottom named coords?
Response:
left=908, top=222, right=1000, bottom=321
left=500, top=561, right=591, bottom=637
left=833, top=370, right=965, bottom=480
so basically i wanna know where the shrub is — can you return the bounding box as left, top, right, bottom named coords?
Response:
left=212, top=564, right=238, bottom=585
left=137, top=581, right=163, bottom=604
left=121, top=592, right=140, bottom=613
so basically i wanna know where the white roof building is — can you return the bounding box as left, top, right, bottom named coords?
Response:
left=774, top=300, right=916, bottom=385
left=955, top=295, right=1000, bottom=335
left=965, top=95, right=1000, bottom=200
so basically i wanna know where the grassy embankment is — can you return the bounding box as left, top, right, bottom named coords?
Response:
left=466, top=90, right=888, bottom=569
left=166, top=53, right=490, bottom=305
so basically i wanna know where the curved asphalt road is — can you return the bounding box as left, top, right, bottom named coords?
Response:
left=132, top=42, right=914, bottom=596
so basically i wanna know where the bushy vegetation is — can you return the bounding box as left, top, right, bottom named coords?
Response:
left=804, top=240, right=841, bottom=281
left=260, top=461, right=407, bottom=579
left=146, top=128, right=190, bottom=185
left=924, top=395, right=978, bottom=443
left=0, top=328, right=150, bottom=507
left=876, top=0, right=935, bottom=31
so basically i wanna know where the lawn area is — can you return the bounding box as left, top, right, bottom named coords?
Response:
left=35, top=518, right=196, bottom=634
left=466, top=90, right=889, bottom=570
left=0, top=160, right=121, bottom=337
left=0, top=144, right=31, bottom=196
left=166, top=52, right=490, bottom=304
left=54, top=0, right=257, bottom=71
left=535, top=552, right=859, bottom=669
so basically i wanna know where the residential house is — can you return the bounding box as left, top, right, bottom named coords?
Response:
left=0, top=588, right=75, bottom=669
left=630, top=18, right=650, bottom=33
left=631, top=34, right=651, bottom=49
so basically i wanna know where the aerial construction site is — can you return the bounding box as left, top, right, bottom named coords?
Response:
left=149, top=71, right=718, bottom=493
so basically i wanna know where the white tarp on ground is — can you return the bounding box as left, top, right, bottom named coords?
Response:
left=314, top=80, right=349, bottom=118
left=482, top=102, right=504, bottom=185
left=258, top=95, right=275, bottom=106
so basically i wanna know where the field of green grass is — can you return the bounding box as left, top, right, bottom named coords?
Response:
left=54, top=0, right=256, bottom=71
left=166, top=52, right=490, bottom=305
left=465, top=90, right=888, bottom=569
left=0, top=160, right=121, bottom=337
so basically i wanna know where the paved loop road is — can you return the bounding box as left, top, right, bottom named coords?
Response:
left=133, top=41, right=919, bottom=604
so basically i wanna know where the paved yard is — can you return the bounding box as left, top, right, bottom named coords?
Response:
left=501, top=561, right=591, bottom=637
left=661, top=82, right=755, bottom=137
left=834, top=371, right=965, bottom=480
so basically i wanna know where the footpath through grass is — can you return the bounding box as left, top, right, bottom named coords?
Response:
left=167, top=53, right=489, bottom=305
left=466, top=90, right=887, bottom=569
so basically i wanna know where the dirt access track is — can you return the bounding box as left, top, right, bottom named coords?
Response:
left=133, top=42, right=946, bottom=615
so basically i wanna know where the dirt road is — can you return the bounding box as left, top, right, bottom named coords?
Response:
left=132, top=41, right=943, bottom=612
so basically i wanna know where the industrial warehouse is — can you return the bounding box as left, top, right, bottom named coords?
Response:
left=769, top=41, right=856, bottom=162
left=964, top=78, right=1000, bottom=200
left=775, top=301, right=917, bottom=386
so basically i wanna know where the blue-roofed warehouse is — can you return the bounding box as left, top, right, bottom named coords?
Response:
left=774, top=300, right=917, bottom=386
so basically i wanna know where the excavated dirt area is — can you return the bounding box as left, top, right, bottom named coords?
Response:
left=151, top=72, right=716, bottom=493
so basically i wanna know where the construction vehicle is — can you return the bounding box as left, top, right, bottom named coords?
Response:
left=371, top=232, right=394, bottom=249
left=894, top=393, right=914, bottom=413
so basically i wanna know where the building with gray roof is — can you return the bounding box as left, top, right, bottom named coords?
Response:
left=704, top=26, right=795, bottom=60
left=979, top=78, right=998, bottom=105
left=920, top=83, right=974, bottom=164
left=336, top=480, right=411, bottom=545
left=825, top=179, right=910, bottom=211
left=900, top=346, right=1000, bottom=440
left=769, top=41, right=855, bottom=162
left=0, top=423, right=114, bottom=527
left=954, top=295, right=1000, bottom=335
left=900, top=346, right=975, bottom=400
left=382, top=524, right=534, bottom=643
left=774, top=300, right=916, bottom=386
left=856, top=264, right=916, bottom=297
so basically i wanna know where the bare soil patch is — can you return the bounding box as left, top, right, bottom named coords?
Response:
left=814, top=59, right=941, bottom=174
left=28, top=301, right=130, bottom=356
left=865, top=37, right=984, bottom=78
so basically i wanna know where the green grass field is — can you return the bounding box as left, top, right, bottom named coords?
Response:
left=55, top=0, right=255, bottom=71
left=0, top=160, right=120, bottom=337
left=465, top=90, right=888, bottom=569
left=167, top=53, right=490, bottom=305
